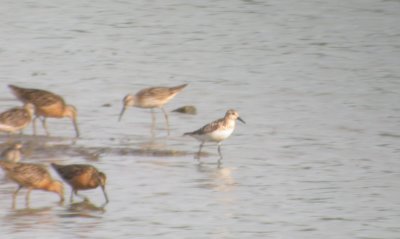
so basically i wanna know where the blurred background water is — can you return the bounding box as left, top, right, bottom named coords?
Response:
left=0, top=0, right=399, bottom=238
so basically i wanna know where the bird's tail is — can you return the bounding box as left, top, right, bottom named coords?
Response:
left=50, top=163, right=62, bottom=171
left=8, top=84, right=33, bottom=102
left=183, top=131, right=194, bottom=136
left=171, top=84, right=188, bottom=93
left=8, top=85, right=23, bottom=98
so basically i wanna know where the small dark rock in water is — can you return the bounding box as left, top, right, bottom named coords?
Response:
left=172, top=105, right=197, bottom=115
left=102, top=103, right=112, bottom=107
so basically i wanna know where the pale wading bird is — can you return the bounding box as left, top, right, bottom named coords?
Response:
left=184, top=109, right=245, bottom=161
left=118, top=84, right=188, bottom=134
left=0, top=104, right=34, bottom=134
left=0, top=161, right=64, bottom=208
left=51, top=163, right=109, bottom=204
left=1, top=143, right=23, bottom=163
left=8, top=85, right=80, bottom=137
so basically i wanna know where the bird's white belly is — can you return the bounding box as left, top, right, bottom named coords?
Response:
left=0, top=124, right=19, bottom=133
left=199, top=128, right=234, bottom=142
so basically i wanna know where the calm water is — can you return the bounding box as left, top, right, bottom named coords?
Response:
left=0, top=0, right=399, bottom=238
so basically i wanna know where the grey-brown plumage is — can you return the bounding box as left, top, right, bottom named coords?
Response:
left=51, top=163, right=108, bottom=203
left=184, top=109, right=245, bottom=160
left=8, top=84, right=80, bottom=137
left=0, top=161, right=65, bottom=207
left=0, top=104, right=34, bottom=134
left=1, top=143, right=23, bottom=163
left=119, top=84, right=188, bottom=134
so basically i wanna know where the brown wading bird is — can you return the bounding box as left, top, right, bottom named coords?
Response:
left=1, top=143, right=23, bottom=163
left=8, top=85, right=80, bottom=137
left=51, top=163, right=109, bottom=203
left=0, top=161, right=64, bottom=208
left=118, top=84, right=188, bottom=134
left=184, top=109, right=245, bottom=160
left=0, top=103, right=34, bottom=134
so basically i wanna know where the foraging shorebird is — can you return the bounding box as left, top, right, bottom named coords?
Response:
left=8, top=85, right=80, bottom=137
left=51, top=163, right=109, bottom=203
left=1, top=143, right=23, bottom=163
left=184, top=109, right=245, bottom=160
left=0, top=161, right=64, bottom=208
left=118, top=84, right=188, bottom=134
left=0, top=104, right=34, bottom=134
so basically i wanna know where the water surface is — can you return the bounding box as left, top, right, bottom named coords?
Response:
left=0, top=0, right=399, bottom=238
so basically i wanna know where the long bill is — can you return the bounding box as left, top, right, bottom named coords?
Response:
left=101, top=185, right=109, bottom=203
left=238, top=117, right=246, bottom=124
left=118, top=106, right=126, bottom=122
left=72, top=118, right=80, bottom=138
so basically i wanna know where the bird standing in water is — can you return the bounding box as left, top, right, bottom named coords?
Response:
left=51, top=163, right=109, bottom=204
left=119, top=84, right=188, bottom=135
left=8, top=84, right=80, bottom=137
left=0, top=161, right=64, bottom=208
left=184, top=109, right=245, bottom=160
left=0, top=103, right=34, bottom=134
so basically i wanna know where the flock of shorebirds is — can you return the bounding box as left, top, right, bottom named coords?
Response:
left=0, top=83, right=245, bottom=208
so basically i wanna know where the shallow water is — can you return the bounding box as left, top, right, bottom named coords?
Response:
left=0, top=0, right=399, bottom=238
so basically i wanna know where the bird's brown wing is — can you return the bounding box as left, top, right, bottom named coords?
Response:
left=190, top=118, right=224, bottom=135
left=27, top=91, right=65, bottom=108
left=52, top=164, right=91, bottom=181
left=4, top=163, right=50, bottom=187
left=0, top=108, right=31, bottom=126
left=9, top=85, right=65, bottom=108
left=137, top=87, right=170, bottom=100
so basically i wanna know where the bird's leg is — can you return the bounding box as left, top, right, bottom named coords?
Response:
left=217, top=143, right=223, bottom=160
left=41, top=117, right=50, bottom=136
left=161, top=107, right=170, bottom=135
left=150, top=109, right=156, bottom=137
left=195, top=142, right=204, bottom=160
left=32, top=116, right=38, bottom=135
left=101, top=186, right=109, bottom=204
left=25, top=188, right=32, bottom=208
left=74, top=190, right=88, bottom=202
left=12, top=185, right=22, bottom=209
left=151, top=109, right=156, bottom=126
left=70, top=190, right=74, bottom=202
left=217, top=158, right=222, bottom=168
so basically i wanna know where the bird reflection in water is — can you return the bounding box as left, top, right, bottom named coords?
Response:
left=8, top=206, right=53, bottom=216
left=4, top=206, right=58, bottom=234
left=196, top=162, right=237, bottom=193
left=68, top=198, right=106, bottom=213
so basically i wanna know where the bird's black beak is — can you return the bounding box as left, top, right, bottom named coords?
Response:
left=102, top=185, right=109, bottom=204
left=72, top=118, right=80, bottom=138
left=118, top=106, right=126, bottom=122
left=238, top=117, right=246, bottom=124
